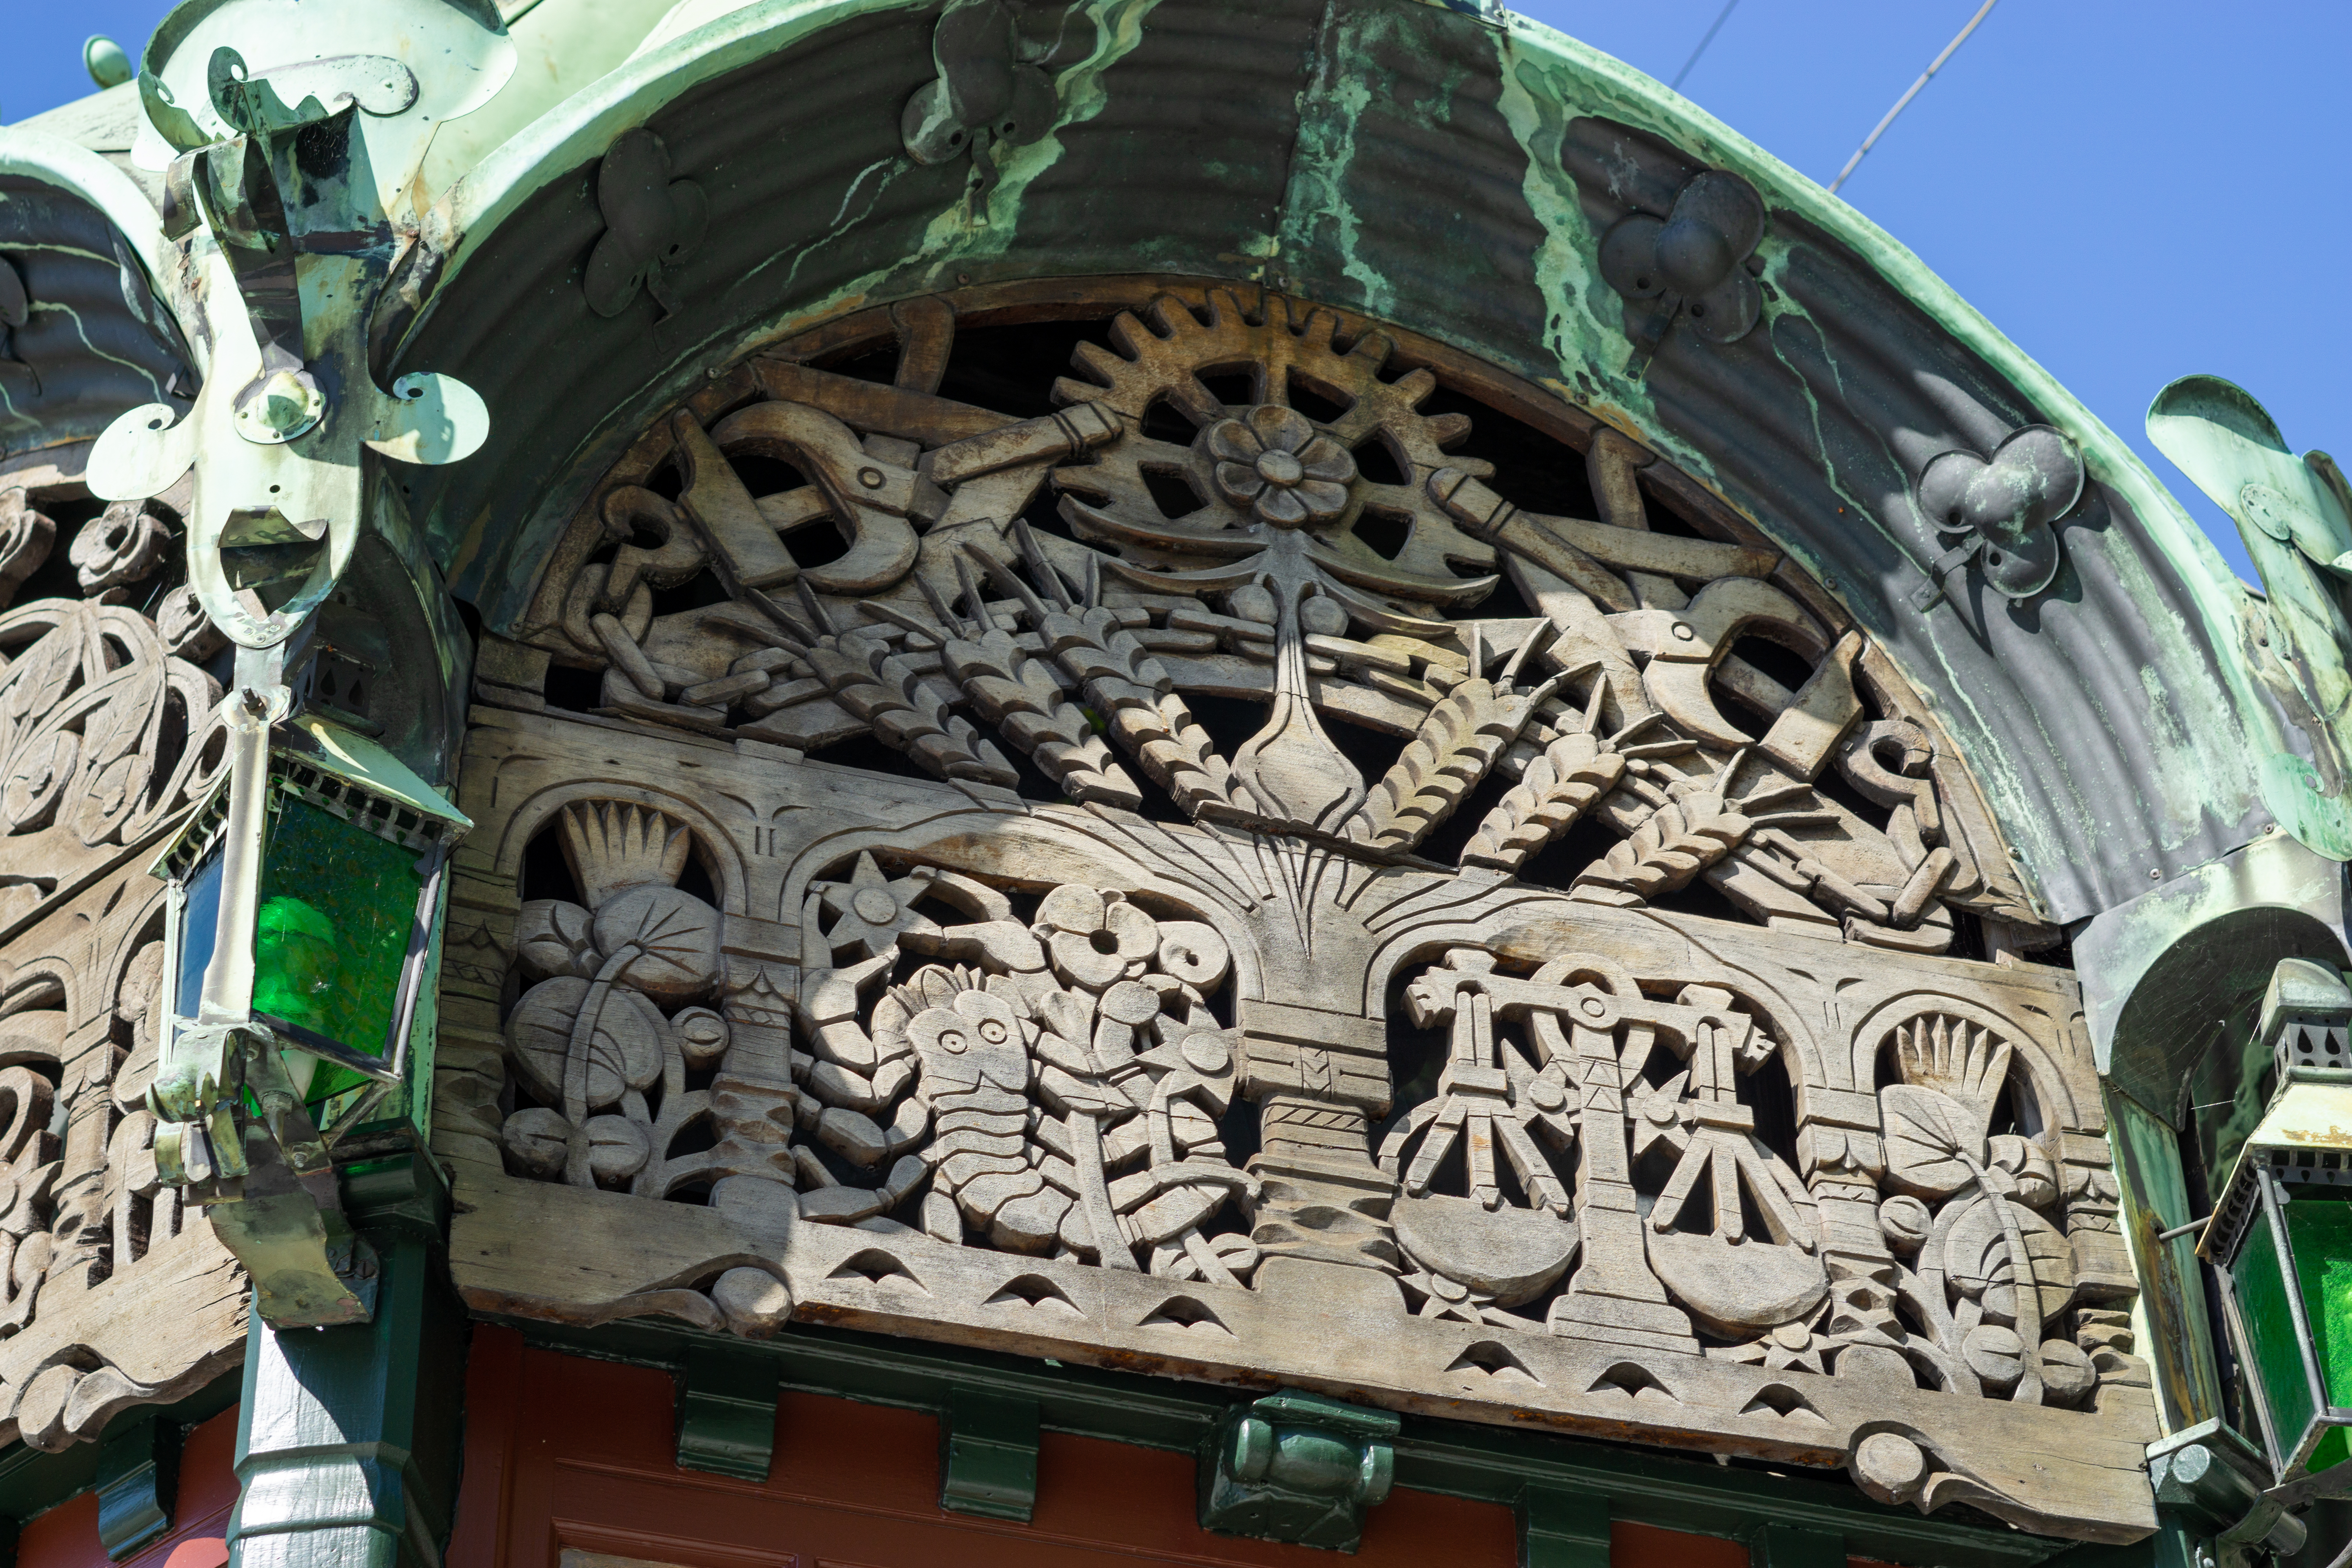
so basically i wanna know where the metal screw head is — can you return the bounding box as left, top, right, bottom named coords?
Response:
left=235, top=368, right=324, bottom=444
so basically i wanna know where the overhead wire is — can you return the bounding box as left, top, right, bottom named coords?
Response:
left=1669, top=0, right=1742, bottom=92
left=1828, top=0, right=2002, bottom=195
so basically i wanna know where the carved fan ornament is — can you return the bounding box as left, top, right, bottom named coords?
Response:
left=454, top=281, right=2151, bottom=1535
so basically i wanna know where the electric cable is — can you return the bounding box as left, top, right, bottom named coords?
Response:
left=1829, top=0, right=2001, bottom=194
left=1669, top=0, right=1742, bottom=92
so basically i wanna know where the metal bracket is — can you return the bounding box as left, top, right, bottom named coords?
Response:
left=1517, top=1483, right=1608, bottom=1568
left=95, top=1410, right=181, bottom=1561
left=1197, top=1389, right=1397, bottom=1552
left=675, top=1345, right=779, bottom=1481
left=939, top=1388, right=1040, bottom=1522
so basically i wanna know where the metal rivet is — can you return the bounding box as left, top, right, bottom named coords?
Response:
left=858, top=467, right=885, bottom=488
left=1670, top=623, right=1695, bottom=641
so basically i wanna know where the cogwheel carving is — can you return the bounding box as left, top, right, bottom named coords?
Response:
left=1051, top=290, right=1499, bottom=592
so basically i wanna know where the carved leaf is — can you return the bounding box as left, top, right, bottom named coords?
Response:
left=1879, top=1084, right=1982, bottom=1201
left=1942, top=1194, right=2075, bottom=1327
left=515, top=899, right=596, bottom=980
left=506, top=976, right=669, bottom=1109
left=590, top=885, right=721, bottom=1000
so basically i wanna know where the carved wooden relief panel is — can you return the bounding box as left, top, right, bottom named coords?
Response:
left=0, top=483, right=247, bottom=1450
left=441, top=280, right=2155, bottom=1541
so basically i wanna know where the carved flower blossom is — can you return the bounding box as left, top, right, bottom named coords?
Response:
left=69, top=500, right=172, bottom=601
left=1206, top=405, right=1356, bottom=529
left=1032, top=884, right=1156, bottom=989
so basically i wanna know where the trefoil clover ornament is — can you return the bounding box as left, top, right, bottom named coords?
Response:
left=583, top=129, right=709, bottom=320
left=1598, top=168, right=1767, bottom=375
left=1909, top=425, right=2084, bottom=610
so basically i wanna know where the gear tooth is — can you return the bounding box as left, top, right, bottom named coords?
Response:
left=1347, top=329, right=1395, bottom=371
left=1152, top=293, right=1208, bottom=338
left=1298, top=307, right=1339, bottom=350
left=1107, top=310, right=1157, bottom=358
left=1428, top=411, right=1474, bottom=448
left=1391, top=365, right=1436, bottom=406
left=1070, top=338, right=1129, bottom=380
left=1050, top=373, right=1109, bottom=408
left=1207, top=288, right=1256, bottom=332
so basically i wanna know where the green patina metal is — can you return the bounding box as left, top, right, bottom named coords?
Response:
left=362, top=0, right=2338, bottom=925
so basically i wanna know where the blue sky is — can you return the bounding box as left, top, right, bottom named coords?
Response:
left=9, top=1, right=2346, bottom=586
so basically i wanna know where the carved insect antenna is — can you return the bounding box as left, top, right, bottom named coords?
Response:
left=795, top=577, right=841, bottom=639
left=1731, top=780, right=1814, bottom=814
left=1617, top=739, right=1698, bottom=762
left=965, top=543, right=1052, bottom=624
left=1464, top=623, right=1486, bottom=680
left=1519, top=670, right=1570, bottom=713
left=1742, top=808, right=1841, bottom=831
left=857, top=599, right=946, bottom=648
left=1496, top=621, right=1551, bottom=686
left=953, top=551, right=993, bottom=631
left=746, top=585, right=818, bottom=649
left=1080, top=548, right=1103, bottom=610
left=1605, top=709, right=1674, bottom=750
left=1010, top=519, right=1076, bottom=610
left=914, top=570, right=968, bottom=638
left=1540, top=659, right=1603, bottom=721
left=1712, top=746, right=1754, bottom=798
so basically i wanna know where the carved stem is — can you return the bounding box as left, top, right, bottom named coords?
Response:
left=1067, top=1108, right=1134, bottom=1270
left=562, top=942, right=642, bottom=1185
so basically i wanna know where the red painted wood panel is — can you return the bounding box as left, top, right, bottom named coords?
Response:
left=16, top=1408, right=237, bottom=1568
left=448, top=1325, right=1853, bottom=1568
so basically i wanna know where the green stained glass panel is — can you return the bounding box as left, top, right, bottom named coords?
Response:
left=2235, top=1203, right=2319, bottom=1467
left=2286, top=1191, right=2352, bottom=1473
left=251, top=793, right=421, bottom=1104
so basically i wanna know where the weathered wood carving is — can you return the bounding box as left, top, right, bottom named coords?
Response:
left=443, top=281, right=2154, bottom=1540
left=0, top=486, right=246, bottom=1448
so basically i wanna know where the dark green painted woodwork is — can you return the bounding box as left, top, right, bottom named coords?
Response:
left=0, top=1377, right=240, bottom=1568
left=95, top=1411, right=180, bottom=1561
left=1746, top=1521, right=1844, bottom=1568
left=1515, top=1483, right=1608, bottom=1568
left=498, top=1313, right=2103, bottom=1568
left=937, top=1388, right=1040, bottom=1523
left=228, top=1155, right=464, bottom=1568
left=1197, top=1390, right=1397, bottom=1551
left=674, top=1346, right=780, bottom=1483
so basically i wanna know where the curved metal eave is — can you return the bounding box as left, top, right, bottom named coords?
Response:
left=377, top=0, right=2318, bottom=924
left=1483, top=11, right=2317, bottom=870
left=0, top=129, right=170, bottom=286
left=388, top=0, right=913, bottom=356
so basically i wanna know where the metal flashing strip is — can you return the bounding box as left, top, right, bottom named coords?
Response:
left=490, top=1313, right=2098, bottom=1568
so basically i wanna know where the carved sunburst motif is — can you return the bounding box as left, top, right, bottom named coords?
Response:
left=516, top=279, right=2051, bottom=954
